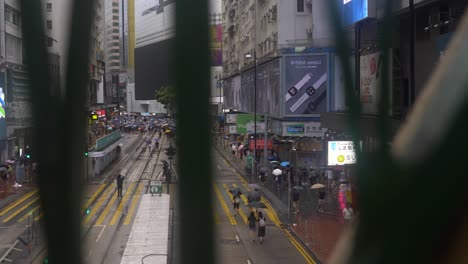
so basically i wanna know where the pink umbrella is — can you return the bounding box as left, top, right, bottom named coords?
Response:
left=238, top=144, right=244, bottom=151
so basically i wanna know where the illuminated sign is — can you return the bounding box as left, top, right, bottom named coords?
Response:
left=0, top=88, right=5, bottom=118
left=328, top=141, right=357, bottom=166
left=343, top=0, right=374, bottom=26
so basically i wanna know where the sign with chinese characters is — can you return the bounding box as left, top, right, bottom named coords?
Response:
left=225, top=113, right=237, bottom=124
left=228, top=125, right=237, bottom=134
left=328, top=141, right=357, bottom=166
left=249, top=139, right=273, bottom=150
left=282, top=122, right=326, bottom=137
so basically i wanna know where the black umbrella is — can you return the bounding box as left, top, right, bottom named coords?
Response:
left=229, top=187, right=242, bottom=196
left=247, top=190, right=261, bottom=203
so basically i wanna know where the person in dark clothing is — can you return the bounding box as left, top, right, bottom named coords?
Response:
left=318, top=190, right=326, bottom=213
left=248, top=211, right=257, bottom=242
left=116, top=174, right=124, bottom=198
left=292, top=189, right=300, bottom=212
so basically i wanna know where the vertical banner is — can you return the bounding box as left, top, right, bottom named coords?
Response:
left=209, top=24, right=222, bottom=66
left=360, top=51, right=392, bottom=114
left=284, top=54, right=328, bottom=116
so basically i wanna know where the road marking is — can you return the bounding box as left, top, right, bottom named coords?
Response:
left=123, top=183, right=144, bottom=225
left=235, top=235, right=240, bottom=243
left=95, top=225, right=106, bottom=242
left=18, top=204, right=40, bottom=222
left=213, top=184, right=236, bottom=225
left=222, top=184, right=247, bottom=224
left=95, top=186, right=119, bottom=226
left=0, top=190, right=38, bottom=217
left=222, top=155, right=316, bottom=264
left=247, top=260, right=252, bottom=264
left=83, top=183, right=114, bottom=225
left=2, top=196, right=40, bottom=223
left=109, top=182, right=136, bottom=225
left=82, top=182, right=107, bottom=211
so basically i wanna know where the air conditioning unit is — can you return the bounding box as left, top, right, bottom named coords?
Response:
left=306, top=28, right=313, bottom=34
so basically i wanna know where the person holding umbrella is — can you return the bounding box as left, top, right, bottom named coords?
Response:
left=247, top=211, right=257, bottom=242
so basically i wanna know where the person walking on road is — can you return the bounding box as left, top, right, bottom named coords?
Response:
left=247, top=211, right=257, bottom=242
left=343, top=202, right=354, bottom=224
left=318, top=190, right=326, bottom=214
left=116, top=173, right=124, bottom=198
left=232, top=194, right=241, bottom=216
left=257, top=211, right=267, bottom=244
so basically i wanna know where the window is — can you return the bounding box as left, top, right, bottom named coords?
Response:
left=6, top=34, right=22, bottom=61
left=297, top=0, right=304, bottom=12
left=112, top=2, right=118, bottom=7
left=46, top=3, right=52, bottom=12
left=5, top=6, right=21, bottom=26
left=48, top=37, right=54, bottom=47
left=47, top=20, right=52, bottom=30
left=113, top=22, right=119, bottom=27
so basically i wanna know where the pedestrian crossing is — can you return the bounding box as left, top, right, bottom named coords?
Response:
left=213, top=182, right=281, bottom=228
left=0, top=181, right=145, bottom=227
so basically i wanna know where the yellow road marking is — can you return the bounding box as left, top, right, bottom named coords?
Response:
left=0, top=190, right=38, bottom=217
left=95, top=185, right=119, bottom=226
left=222, top=156, right=316, bottom=264
left=82, top=182, right=108, bottom=210
left=19, top=204, right=40, bottom=222
left=123, top=183, right=144, bottom=225
left=3, top=196, right=40, bottom=223
left=109, top=182, right=136, bottom=225
left=222, top=184, right=247, bottom=224
left=83, top=183, right=114, bottom=224
left=213, top=184, right=236, bottom=225
left=34, top=212, right=44, bottom=221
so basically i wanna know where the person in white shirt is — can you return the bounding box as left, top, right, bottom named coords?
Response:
left=343, top=202, right=354, bottom=224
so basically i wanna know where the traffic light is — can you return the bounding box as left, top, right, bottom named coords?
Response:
left=43, top=257, right=48, bottom=264
left=164, top=146, right=176, bottom=158
left=84, top=152, right=88, bottom=156
left=85, top=208, right=90, bottom=215
left=26, top=154, right=30, bottom=159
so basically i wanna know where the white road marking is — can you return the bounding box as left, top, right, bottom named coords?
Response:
left=247, top=260, right=252, bottom=264
left=88, top=249, right=94, bottom=258
left=96, top=225, right=106, bottom=242
left=235, top=235, right=240, bottom=243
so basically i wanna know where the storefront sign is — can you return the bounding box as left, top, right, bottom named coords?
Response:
left=360, top=52, right=392, bottom=114
left=228, top=125, right=237, bottom=134
left=328, top=141, right=357, bottom=166
left=282, top=122, right=326, bottom=137
left=249, top=139, right=273, bottom=150
left=236, top=114, right=264, bottom=134
left=226, top=113, right=237, bottom=124
left=284, top=54, right=329, bottom=116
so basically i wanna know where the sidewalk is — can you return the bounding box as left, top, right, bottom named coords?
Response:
left=215, top=140, right=345, bottom=263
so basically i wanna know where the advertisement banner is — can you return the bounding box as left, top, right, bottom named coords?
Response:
left=328, top=141, right=357, bottom=166
left=284, top=54, right=328, bottom=116
left=223, top=75, right=241, bottom=111
left=257, top=59, right=281, bottom=116
left=225, top=113, right=237, bottom=124
left=236, top=114, right=264, bottom=134
left=360, top=52, right=392, bottom=114
left=249, top=139, right=273, bottom=150
left=209, top=25, right=222, bottom=66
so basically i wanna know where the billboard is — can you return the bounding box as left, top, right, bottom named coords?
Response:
left=225, top=113, right=237, bottom=124
left=342, top=0, right=375, bottom=26
left=257, top=59, right=280, bottom=116
left=328, top=141, right=357, bottom=166
left=284, top=54, right=329, bottom=116
left=135, top=0, right=175, bottom=48
left=209, top=25, right=222, bottom=66
left=360, top=51, right=392, bottom=114
left=135, top=38, right=174, bottom=100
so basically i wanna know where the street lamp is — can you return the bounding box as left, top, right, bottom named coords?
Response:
left=245, top=51, right=257, bottom=182
left=287, top=139, right=295, bottom=221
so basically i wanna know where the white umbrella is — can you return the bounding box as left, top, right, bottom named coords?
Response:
left=272, top=168, right=282, bottom=176
left=311, top=183, right=326, bottom=189
left=238, top=144, right=244, bottom=151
